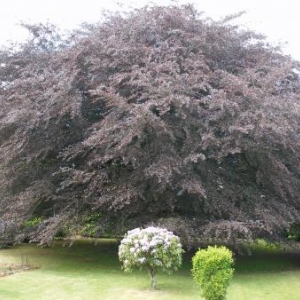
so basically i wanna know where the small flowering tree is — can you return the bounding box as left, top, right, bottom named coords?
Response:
left=118, top=226, right=184, bottom=289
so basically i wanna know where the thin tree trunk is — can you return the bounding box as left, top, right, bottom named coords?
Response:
left=148, top=267, right=157, bottom=290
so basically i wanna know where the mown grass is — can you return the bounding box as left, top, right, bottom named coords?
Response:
left=0, top=239, right=299, bottom=300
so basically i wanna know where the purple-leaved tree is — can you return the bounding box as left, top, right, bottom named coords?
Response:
left=0, top=5, right=299, bottom=248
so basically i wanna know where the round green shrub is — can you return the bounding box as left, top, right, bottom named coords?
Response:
left=192, top=245, right=234, bottom=300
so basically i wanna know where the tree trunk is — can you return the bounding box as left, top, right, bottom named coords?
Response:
left=148, top=267, right=157, bottom=290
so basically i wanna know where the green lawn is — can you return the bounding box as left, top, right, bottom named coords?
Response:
left=0, top=239, right=299, bottom=300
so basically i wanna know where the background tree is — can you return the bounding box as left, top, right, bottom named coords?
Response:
left=0, top=5, right=300, bottom=248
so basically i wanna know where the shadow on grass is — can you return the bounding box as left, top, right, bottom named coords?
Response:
left=234, top=251, right=300, bottom=274
left=4, top=239, right=300, bottom=275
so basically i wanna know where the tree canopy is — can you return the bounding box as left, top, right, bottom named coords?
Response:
left=0, top=5, right=300, bottom=248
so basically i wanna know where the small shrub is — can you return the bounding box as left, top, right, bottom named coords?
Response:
left=54, top=228, right=68, bottom=239
left=118, top=226, right=184, bottom=289
left=288, top=221, right=300, bottom=241
left=23, top=217, right=43, bottom=229
left=192, top=245, right=234, bottom=300
left=78, top=213, right=102, bottom=238
left=247, top=238, right=283, bottom=253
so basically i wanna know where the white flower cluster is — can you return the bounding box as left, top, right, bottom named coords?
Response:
left=118, top=226, right=183, bottom=273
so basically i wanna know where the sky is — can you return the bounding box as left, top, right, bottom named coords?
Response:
left=0, top=0, right=300, bottom=60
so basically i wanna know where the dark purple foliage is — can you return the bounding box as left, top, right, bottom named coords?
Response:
left=0, top=5, right=299, bottom=247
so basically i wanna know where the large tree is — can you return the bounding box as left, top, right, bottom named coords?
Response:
left=0, top=5, right=300, bottom=248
